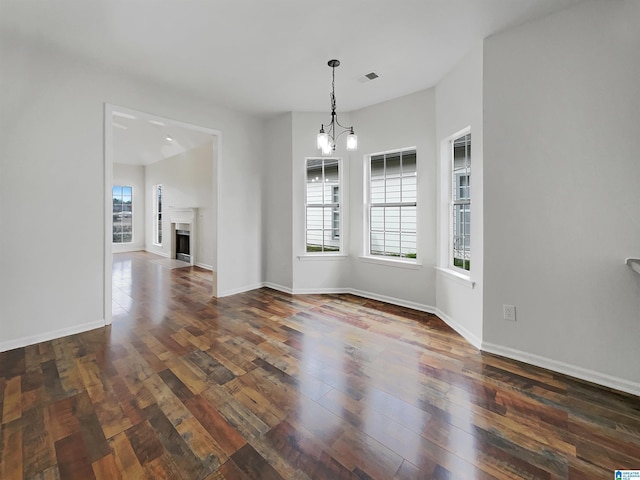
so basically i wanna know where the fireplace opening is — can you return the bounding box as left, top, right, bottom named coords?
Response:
left=175, top=229, right=190, bottom=262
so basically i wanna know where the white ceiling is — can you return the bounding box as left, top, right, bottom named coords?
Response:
left=1, top=0, right=586, bottom=117
left=111, top=111, right=213, bottom=166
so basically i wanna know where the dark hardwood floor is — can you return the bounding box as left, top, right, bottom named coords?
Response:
left=1, top=251, right=639, bottom=479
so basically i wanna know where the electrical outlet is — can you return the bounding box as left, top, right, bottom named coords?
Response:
left=503, top=305, right=516, bottom=321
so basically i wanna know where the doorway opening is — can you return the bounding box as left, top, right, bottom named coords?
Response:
left=104, top=104, right=220, bottom=325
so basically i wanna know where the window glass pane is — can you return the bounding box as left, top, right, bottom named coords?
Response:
left=332, top=186, right=340, bottom=204
left=371, top=156, right=385, bottom=179
left=324, top=160, right=339, bottom=203
left=385, top=232, right=400, bottom=256
left=307, top=230, right=323, bottom=252
left=371, top=206, right=385, bottom=232
left=385, top=206, right=400, bottom=232
left=401, top=206, right=416, bottom=233
left=386, top=153, right=401, bottom=177
left=401, top=175, right=416, bottom=204
left=370, top=233, right=384, bottom=256
left=402, top=151, right=417, bottom=203
left=386, top=177, right=401, bottom=203
left=453, top=204, right=470, bottom=267
left=307, top=206, right=323, bottom=229
left=371, top=178, right=385, bottom=204
left=453, top=134, right=471, bottom=201
left=401, top=233, right=416, bottom=258
left=332, top=207, right=340, bottom=240
left=307, top=181, right=323, bottom=204
left=322, top=183, right=334, bottom=205
left=402, top=151, right=417, bottom=174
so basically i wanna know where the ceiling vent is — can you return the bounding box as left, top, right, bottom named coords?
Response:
left=358, top=71, right=380, bottom=83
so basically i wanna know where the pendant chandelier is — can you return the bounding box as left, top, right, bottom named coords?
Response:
left=317, top=59, right=357, bottom=155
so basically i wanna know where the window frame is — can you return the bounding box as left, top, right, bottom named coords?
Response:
left=304, top=157, right=343, bottom=255
left=112, top=185, right=133, bottom=244
left=449, top=130, right=471, bottom=273
left=153, top=184, right=163, bottom=246
left=364, top=147, right=418, bottom=263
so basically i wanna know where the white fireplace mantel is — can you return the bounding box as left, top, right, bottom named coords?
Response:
left=169, top=207, right=196, bottom=225
left=168, top=207, right=197, bottom=265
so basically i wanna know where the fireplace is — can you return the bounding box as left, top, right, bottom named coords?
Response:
left=168, top=208, right=197, bottom=266
left=175, top=229, right=190, bottom=262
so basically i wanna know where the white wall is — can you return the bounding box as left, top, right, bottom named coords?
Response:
left=263, top=113, right=294, bottom=290
left=0, top=37, right=263, bottom=350
left=434, top=44, right=484, bottom=347
left=483, top=0, right=640, bottom=392
left=113, top=163, right=145, bottom=253
left=291, top=112, right=352, bottom=293
left=347, top=90, right=437, bottom=309
left=145, top=143, right=215, bottom=269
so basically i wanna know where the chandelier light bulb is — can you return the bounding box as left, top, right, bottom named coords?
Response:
left=346, top=130, right=358, bottom=151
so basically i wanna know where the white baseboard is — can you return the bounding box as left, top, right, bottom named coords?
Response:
left=347, top=288, right=436, bottom=316
left=250, top=283, right=438, bottom=317
left=0, top=319, right=105, bottom=352
left=218, top=282, right=267, bottom=298
left=435, top=308, right=482, bottom=350
left=144, top=248, right=169, bottom=258
left=263, top=282, right=293, bottom=294
left=292, top=286, right=350, bottom=295
left=112, top=243, right=144, bottom=254
left=195, top=262, right=213, bottom=271
left=482, top=342, right=640, bottom=398
left=287, top=285, right=438, bottom=317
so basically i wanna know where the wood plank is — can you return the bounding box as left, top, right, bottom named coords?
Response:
left=2, top=376, right=21, bottom=424
left=230, top=443, right=284, bottom=480
left=125, top=419, right=164, bottom=467
left=92, top=454, right=123, bottom=480
left=1, top=423, right=23, bottom=480
left=108, top=431, right=146, bottom=479
left=184, top=394, right=246, bottom=456
left=22, top=406, right=56, bottom=477
left=144, top=403, right=214, bottom=479
left=54, top=431, right=96, bottom=480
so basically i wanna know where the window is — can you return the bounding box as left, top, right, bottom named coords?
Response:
left=451, top=133, right=471, bottom=271
left=306, top=158, right=341, bottom=253
left=112, top=186, right=133, bottom=243
left=153, top=184, right=163, bottom=246
left=332, top=186, right=340, bottom=240
left=368, top=149, right=417, bottom=259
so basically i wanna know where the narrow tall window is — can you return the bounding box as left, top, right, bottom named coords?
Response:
left=153, top=184, right=163, bottom=246
left=452, top=133, right=471, bottom=271
left=368, top=149, right=417, bottom=259
left=306, top=158, right=341, bottom=253
left=112, top=186, right=133, bottom=243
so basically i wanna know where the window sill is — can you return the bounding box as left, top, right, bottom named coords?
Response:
left=435, top=266, right=475, bottom=289
left=298, top=254, right=348, bottom=262
left=359, top=256, right=422, bottom=270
